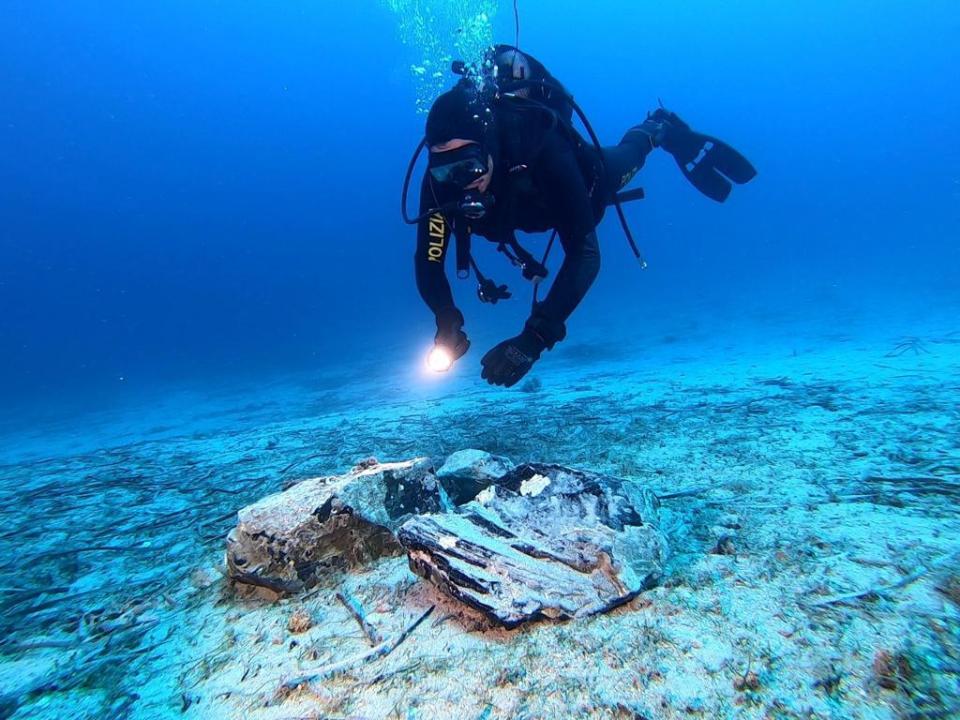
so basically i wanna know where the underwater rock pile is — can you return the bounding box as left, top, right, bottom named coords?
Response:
left=226, top=451, right=669, bottom=627
left=226, top=458, right=445, bottom=593
left=401, top=463, right=668, bottom=626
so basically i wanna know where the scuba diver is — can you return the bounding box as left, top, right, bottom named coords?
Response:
left=405, top=45, right=756, bottom=388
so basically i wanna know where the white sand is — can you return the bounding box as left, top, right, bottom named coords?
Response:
left=2, top=319, right=959, bottom=719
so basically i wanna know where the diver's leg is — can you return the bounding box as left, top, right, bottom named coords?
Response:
left=600, top=125, right=656, bottom=194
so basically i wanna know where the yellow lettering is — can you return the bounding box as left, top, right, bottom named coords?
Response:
left=426, top=213, right=446, bottom=262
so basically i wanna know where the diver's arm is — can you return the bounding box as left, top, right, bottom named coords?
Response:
left=478, top=135, right=598, bottom=387
left=478, top=142, right=596, bottom=387
left=414, top=174, right=456, bottom=318
left=414, top=175, right=470, bottom=358
left=527, top=133, right=601, bottom=346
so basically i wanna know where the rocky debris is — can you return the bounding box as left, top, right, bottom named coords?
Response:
left=935, top=573, right=960, bottom=606
left=713, top=536, right=737, bottom=556
left=226, top=458, right=448, bottom=592
left=436, top=449, right=515, bottom=505
left=225, top=455, right=669, bottom=627
left=287, top=608, right=313, bottom=634
left=398, top=463, right=669, bottom=628
left=873, top=649, right=912, bottom=691
left=733, top=671, right=761, bottom=692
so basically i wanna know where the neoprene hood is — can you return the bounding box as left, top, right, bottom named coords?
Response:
left=425, top=83, right=494, bottom=147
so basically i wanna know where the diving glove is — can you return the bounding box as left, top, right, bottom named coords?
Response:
left=645, top=107, right=757, bottom=203
left=435, top=307, right=470, bottom=362
left=480, top=326, right=547, bottom=388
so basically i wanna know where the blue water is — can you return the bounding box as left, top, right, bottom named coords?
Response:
left=1, top=2, right=959, bottom=717
left=2, top=0, right=956, bottom=425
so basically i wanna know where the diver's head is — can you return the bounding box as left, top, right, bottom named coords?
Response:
left=425, top=82, right=493, bottom=145
left=425, top=84, right=497, bottom=210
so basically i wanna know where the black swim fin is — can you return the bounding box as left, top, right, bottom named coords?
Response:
left=651, top=108, right=757, bottom=203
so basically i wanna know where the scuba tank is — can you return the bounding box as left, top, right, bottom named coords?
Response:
left=470, top=45, right=574, bottom=123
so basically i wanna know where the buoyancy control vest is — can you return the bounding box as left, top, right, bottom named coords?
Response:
left=401, top=45, right=648, bottom=307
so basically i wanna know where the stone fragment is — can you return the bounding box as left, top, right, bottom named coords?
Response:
left=436, top=449, right=515, bottom=505
left=873, top=650, right=909, bottom=690
left=226, top=458, right=443, bottom=593
left=288, top=608, right=313, bottom=634
left=713, top=536, right=736, bottom=556
left=398, top=463, right=669, bottom=628
left=733, top=672, right=761, bottom=692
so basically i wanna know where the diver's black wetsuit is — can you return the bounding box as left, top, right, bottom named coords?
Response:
left=415, top=102, right=655, bottom=346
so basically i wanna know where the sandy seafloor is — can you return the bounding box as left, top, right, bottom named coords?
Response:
left=2, top=310, right=959, bottom=720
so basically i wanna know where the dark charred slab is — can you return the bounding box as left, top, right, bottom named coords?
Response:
left=494, top=463, right=649, bottom=530
left=397, top=467, right=668, bottom=628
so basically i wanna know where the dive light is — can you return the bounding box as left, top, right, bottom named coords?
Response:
left=426, top=346, right=455, bottom=373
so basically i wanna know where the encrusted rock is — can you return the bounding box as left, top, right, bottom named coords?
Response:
left=226, top=458, right=445, bottom=593
left=733, top=671, right=761, bottom=692
left=436, top=449, right=515, bottom=505
left=398, top=463, right=669, bottom=628
left=287, top=608, right=313, bottom=634
left=713, top=536, right=736, bottom=556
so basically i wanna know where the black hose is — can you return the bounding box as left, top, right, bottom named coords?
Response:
left=513, top=0, right=521, bottom=49
left=401, top=137, right=428, bottom=225
left=532, top=229, right=557, bottom=310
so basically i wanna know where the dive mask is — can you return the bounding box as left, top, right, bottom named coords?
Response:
left=428, top=143, right=488, bottom=188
